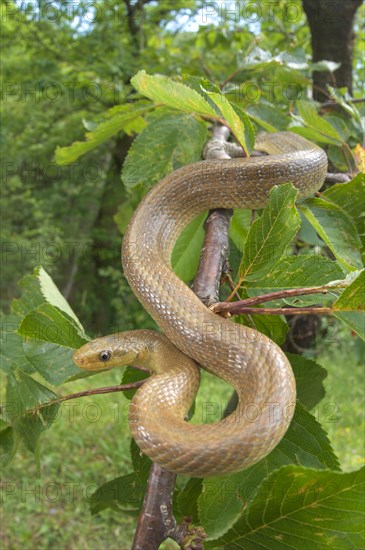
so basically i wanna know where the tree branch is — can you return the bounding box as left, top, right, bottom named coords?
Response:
left=13, top=379, right=148, bottom=418
left=216, top=306, right=333, bottom=316
left=211, top=284, right=345, bottom=315
left=192, top=124, right=234, bottom=306
left=132, top=464, right=177, bottom=550
left=325, top=172, right=352, bottom=183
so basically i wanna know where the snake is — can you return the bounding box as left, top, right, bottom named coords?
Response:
left=73, top=132, right=327, bottom=477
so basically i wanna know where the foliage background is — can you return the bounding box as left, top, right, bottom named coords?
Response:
left=1, top=1, right=364, bottom=548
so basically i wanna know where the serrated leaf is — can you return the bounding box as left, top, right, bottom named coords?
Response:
left=229, top=209, right=252, bottom=252
left=12, top=270, right=48, bottom=317
left=211, top=466, right=364, bottom=548
left=19, top=303, right=88, bottom=348
left=323, top=115, right=350, bottom=142
left=293, top=101, right=343, bottom=146
left=199, top=404, right=340, bottom=540
left=290, top=125, right=341, bottom=146
left=238, top=313, right=288, bottom=346
left=5, top=371, right=59, bottom=453
left=0, top=314, right=34, bottom=374
left=172, top=212, right=206, bottom=283
left=333, top=312, right=365, bottom=341
left=14, top=267, right=85, bottom=332
left=322, top=174, right=365, bottom=256
left=122, top=112, right=207, bottom=189
left=334, top=270, right=365, bottom=311
left=121, top=366, right=149, bottom=401
left=12, top=267, right=88, bottom=384
left=131, top=70, right=217, bottom=117
left=176, top=477, right=203, bottom=523
left=89, top=473, right=143, bottom=515
left=202, top=90, right=255, bottom=154
left=300, top=199, right=362, bottom=271
left=0, top=426, right=16, bottom=466
left=113, top=198, right=135, bottom=235
left=55, top=103, right=153, bottom=164
left=240, top=184, right=301, bottom=281
left=130, top=437, right=152, bottom=485
left=327, top=87, right=364, bottom=129
left=247, top=255, right=344, bottom=290
left=287, top=354, right=327, bottom=409
left=22, top=340, right=81, bottom=385
left=246, top=102, right=289, bottom=132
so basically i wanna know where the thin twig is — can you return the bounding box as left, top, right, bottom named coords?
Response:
left=320, top=97, right=365, bottom=108
left=217, top=306, right=333, bottom=316
left=212, top=284, right=345, bottom=315
left=23, top=381, right=147, bottom=416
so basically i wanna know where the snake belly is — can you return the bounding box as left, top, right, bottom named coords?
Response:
left=76, top=132, right=328, bottom=477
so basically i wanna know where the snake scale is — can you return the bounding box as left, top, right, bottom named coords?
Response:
left=73, top=132, right=327, bottom=477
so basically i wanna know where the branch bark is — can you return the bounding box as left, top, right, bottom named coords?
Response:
left=23, top=379, right=148, bottom=416
left=212, top=284, right=345, bottom=316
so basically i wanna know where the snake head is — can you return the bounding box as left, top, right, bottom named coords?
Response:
left=73, top=333, right=139, bottom=371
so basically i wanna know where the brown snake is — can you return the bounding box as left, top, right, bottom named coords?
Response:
left=73, top=132, right=327, bottom=477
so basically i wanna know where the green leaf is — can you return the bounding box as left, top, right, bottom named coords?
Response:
left=211, top=466, right=364, bottom=548
left=0, top=314, right=34, bottom=374
left=172, top=212, right=206, bottom=283
left=5, top=371, right=59, bottom=453
left=246, top=102, right=289, bottom=132
left=291, top=101, right=343, bottom=146
left=202, top=90, right=255, bottom=154
left=199, top=404, right=340, bottom=540
left=55, top=103, right=153, bottom=164
left=334, top=270, right=365, bottom=311
left=121, top=366, right=149, bottom=401
left=122, top=112, right=207, bottom=189
left=89, top=473, right=143, bottom=515
left=13, top=267, right=88, bottom=384
left=333, top=312, right=365, bottom=341
left=113, top=198, right=136, bottom=235
left=290, top=126, right=341, bottom=146
left=238, top=313, right=288, bottom=346
left=310, top=60, right=341, bottom=73
left=239, top=184, right=301, bottom=281
left=323, top=115, right=351, bottom=142
left=287, top=354, right=327, bottom=409
left=229, top=210, right=252, bottom=252
left=14, top=267, right=85, bottom=331
left=327, top=87, right=364, bottom=129
left=322, top=174, right=365, bottom=257
left=131, top=70, right=217, bottom=117
left=300, top=199, right=363, bottom=271
left=19, top=303, right=88, bottom=348
left=176, top=477, right=203, bottom=523
left=0, top=426, right=16, bottom=466
left=247, top=255, right=344, bottom=290
left=22, top=340, right=81, bottom=385
left=130, top=438, right=151, bottom=485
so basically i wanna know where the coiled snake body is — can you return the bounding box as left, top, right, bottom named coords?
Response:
left=73, top=132, right=327, bottom=477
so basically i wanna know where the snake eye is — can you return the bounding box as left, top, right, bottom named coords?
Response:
left=99, top=350, right=111, bottom=362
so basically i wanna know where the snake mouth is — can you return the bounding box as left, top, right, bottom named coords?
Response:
left=73, top=349, right=87, bottom=368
